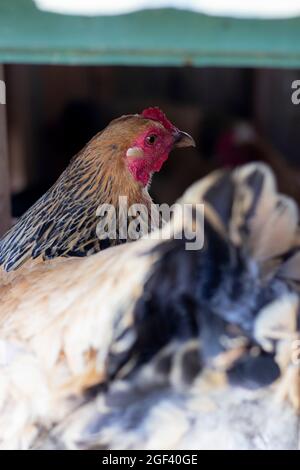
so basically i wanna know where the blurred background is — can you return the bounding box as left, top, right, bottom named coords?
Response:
left=1, top=1, right=300, bottom=223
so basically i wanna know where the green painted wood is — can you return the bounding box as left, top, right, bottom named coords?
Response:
left=0, top=0, right=300, bottom=67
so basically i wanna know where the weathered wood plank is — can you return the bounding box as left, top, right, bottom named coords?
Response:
left=0, top=64, right=11, bottom=236
left=0, top=0, right=300, bottom=68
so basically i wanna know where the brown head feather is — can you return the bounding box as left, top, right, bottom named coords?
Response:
left=0, top=114, right=170, bottom=271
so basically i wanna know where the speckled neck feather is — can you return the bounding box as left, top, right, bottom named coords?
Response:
left=0, top=125, right=153, bottom=272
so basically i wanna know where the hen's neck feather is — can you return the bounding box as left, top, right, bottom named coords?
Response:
left=0, top=137, right=152, bottom=272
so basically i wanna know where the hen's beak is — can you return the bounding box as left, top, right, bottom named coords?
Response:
left=173, top=130, right=196, bottom=148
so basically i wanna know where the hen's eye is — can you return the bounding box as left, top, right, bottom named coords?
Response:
left=146, top=134, right=157, bottom=145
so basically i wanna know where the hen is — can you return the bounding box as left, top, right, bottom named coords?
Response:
left=0, top=162, right=299, bottom=449
left=0, top=107, right=194, bottom=272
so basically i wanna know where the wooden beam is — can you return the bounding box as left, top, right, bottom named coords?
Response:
left=1, top=1, right=300, bottom=68
left=0, top=64, right=11, bottom=236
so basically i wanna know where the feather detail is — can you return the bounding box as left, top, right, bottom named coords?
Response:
left=0, top=121, right=155, bottom=272
left=0, top=162, right=299, bottom=450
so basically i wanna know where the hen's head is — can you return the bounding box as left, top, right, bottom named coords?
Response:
left=98, top=107, right=195, bottom=186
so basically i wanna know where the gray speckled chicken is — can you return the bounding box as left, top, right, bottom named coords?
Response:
left=0, top=163, right=299, bottom=450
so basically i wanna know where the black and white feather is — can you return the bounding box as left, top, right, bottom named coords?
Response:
left=0, top=162, right=299, bottom=450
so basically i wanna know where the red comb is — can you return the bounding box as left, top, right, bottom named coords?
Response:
left=141, top=107, right=175, bottom=131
